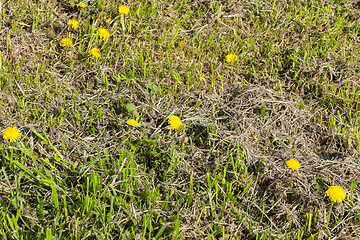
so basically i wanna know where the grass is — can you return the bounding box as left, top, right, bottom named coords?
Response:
left=1, top=0, right=360, bottom=239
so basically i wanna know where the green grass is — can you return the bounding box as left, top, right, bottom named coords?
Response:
left=1, top=0, right=360, bottom=239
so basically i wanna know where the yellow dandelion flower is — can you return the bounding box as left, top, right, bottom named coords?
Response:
left=118, top=5, right=130, bottom=15
left=98, top=28, right=110, bottom=40
left=169, top=115, right=182, bottom=131
left=76, top=3, right=86, bottom=8
left=59, top=37, right=72, bottom=47
left=327, top=186, right=346, bottom=203
left=91, top=48, right=101, bottom=58
left=118, top=6, right=129, bottom=31
left=286, top=159, right=301, bottom=171
left=179, top=41, right=185, bottom=47
left=3, top=127, right=22, bottom=142
left=326, top=185, right=346, bottom=228
left=127, top=119, right=139, bottom=127
left=67, top=19, right=79, bottom=30
left=225, top=53, right=238, bottom=63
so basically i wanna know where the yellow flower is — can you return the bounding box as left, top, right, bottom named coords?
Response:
left=118, top=5, right=130, bottom=15
left=67, top=19, right=79, bottom=30
left=76, top=3, right=86, bottom=8
left=327, top=186, right=346, bottom=203
left=286, top=159, right=301, bottom=171
left=3, top=127, right=22, bottom=142
left=98, top=28, right=110, bottom=40
left=91, top=48, right=101, bottom=58
left=59, top=37, right=72, bottom=47
left=127, top=119, right=139, bottom=127
left=225, top=53, right=238, bottom=63
left=179, top=41, right=185, bottom=47
left=168, top=115, right=182, bottom=131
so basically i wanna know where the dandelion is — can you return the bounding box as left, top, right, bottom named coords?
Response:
left=118, top=5, right=129, bottom=32
left=98, top=28, right=110, bottom=40
left=326, top=185, right=346, bottom=228
left=179, top=41, right=185, bottom=47
left=169, top=115, right=182, bottom=131
left=91, top=48, right=101, bottom=58
left=286, top=159, right=301, bottom=188
left=59, top=37, right=72, bottom=47
left=127, top=119, right=139, bottom=127
left=76, top=3, right=86, bottom=8
left=225, top=53, right=238, bottom=63
left=3, top=127, right=22, bottom=142
left=327, top=186, right=346, bottom=203
left=67, top=19, right=79, bottom=30
left=118, top=5, right=130, bottom=15
left=286, top=159, right=301, bottom=172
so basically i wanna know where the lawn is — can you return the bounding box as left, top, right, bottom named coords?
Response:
left=1, top=0, right=360, bottom=239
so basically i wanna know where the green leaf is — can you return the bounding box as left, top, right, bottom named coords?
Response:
left=126, top=103, right=136, bottom=113
left=51, top=185, right=60, bottom=211
left=145, top=82, right=159, bottom=96
left=13, top=161, right=36, bottom=180
left=260, top=106, right=266, bottom=116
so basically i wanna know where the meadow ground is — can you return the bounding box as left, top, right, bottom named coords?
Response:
left=1, top=0, right=360, bottom=239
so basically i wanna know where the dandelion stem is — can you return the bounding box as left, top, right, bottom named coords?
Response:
left=326, top=202, right=334, bottom=228
left=129, top=128, right=133, bottom=143
left=121, top=15, right=125, bottom=32
left=10, top=144, right=14, bottom=167
left=290, top=171, right=293, bottom=189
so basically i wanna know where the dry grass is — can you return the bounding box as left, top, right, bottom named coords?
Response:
left=1, top=0, right=360, bottom=239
